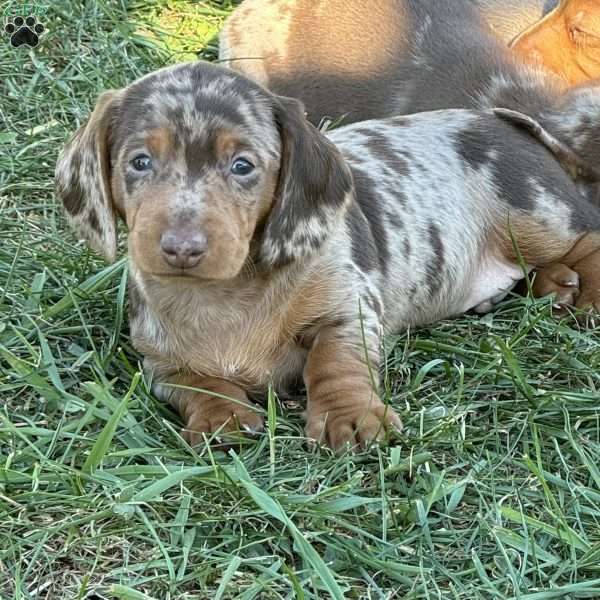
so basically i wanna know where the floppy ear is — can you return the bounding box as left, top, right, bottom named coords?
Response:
left=259, top=95, right=353, bottom=268
left=55, top=90, right=121, bottom=262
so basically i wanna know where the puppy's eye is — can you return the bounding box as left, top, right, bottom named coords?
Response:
left=231, top=157, right=255, bottom=176
left=130, top=154, right=153, bottom=172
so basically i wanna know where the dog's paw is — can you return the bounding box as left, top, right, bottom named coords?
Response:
left=533, top=263, right=580, bottom=308
left=4, top=16, right=45, bottom=48
left=305, top=400, right=402, bottom=451
left=181, top=396, right=264, bottom=446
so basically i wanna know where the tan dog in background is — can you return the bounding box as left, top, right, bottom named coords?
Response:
left=220, top=0, right=598, bottom=126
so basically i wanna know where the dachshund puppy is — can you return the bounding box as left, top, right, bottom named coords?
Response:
left=55, top=62, right=600, bottom=450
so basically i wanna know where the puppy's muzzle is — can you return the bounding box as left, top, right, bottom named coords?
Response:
left=160, top=229, right=208, bottom=269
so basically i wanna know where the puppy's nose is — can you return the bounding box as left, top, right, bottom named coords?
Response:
left=160, top=230, right=208, bottom=269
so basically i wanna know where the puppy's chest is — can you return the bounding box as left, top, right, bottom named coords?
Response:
left=183, top=307, right=307, bottom=389
left=134, top=279, right=333, bottom=391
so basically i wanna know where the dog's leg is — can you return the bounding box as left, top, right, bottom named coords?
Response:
left=155, top=374, right=264, bottom=446
left=303, top=323, right=402, bottom=451
left=500, top=221, right=600, bottom=320
left=490, top=108, right=599, bottom=310
left=532, top=263, right=580, bottom=307
left=560, top=235, right=600, bottom=319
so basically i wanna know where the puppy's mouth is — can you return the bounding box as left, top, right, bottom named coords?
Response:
left=145, top=267, right=238, bottom=285
left=149, top=270, right=216, bottom=281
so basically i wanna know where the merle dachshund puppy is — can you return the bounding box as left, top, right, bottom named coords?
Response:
left=55, top=62, right=600, bottom=449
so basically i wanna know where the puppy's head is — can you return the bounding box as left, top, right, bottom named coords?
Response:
left=55, top=62, right=352, bottom=280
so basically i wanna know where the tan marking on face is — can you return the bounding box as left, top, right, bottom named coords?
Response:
left=125, top=175, right=277, bottom=281
left=146, top=128, right=175, bottom=158
left=512, top=0, right=600, bottom=85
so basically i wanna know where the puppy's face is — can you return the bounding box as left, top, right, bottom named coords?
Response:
left=55, top=62, right=353, bottom=280
left=111, top=71, right=281, bottom=281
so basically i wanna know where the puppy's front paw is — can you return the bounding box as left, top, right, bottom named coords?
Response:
left=533, top=263, right=580, bottom=308
left=181, top=395, right=264, bottom=446
left=305, top=399, right=402, bottom=451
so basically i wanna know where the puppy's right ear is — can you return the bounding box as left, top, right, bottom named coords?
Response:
left=55, top=90, right=121, bottom=262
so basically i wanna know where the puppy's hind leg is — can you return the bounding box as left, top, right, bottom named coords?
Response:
left=560, top=235, right=600, bottom=322
left=532, top=263, right=580, bottom=308
left=498, top=217, right=600, bottom=324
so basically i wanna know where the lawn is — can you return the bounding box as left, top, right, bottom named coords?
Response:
left=1, top=1, right=600, bottom=598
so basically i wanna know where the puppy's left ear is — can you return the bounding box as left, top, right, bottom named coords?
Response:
left=55, top=90, right=121, bottom=262
left=260, top=95, right=353, bottom=268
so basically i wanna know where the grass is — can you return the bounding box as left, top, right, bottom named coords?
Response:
left=1, top=0, right=600, bottom=598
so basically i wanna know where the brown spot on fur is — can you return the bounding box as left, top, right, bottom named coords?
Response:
left=88, top=208, right=101, bottom=234
left=146, top=128, right=175, bottom=158
left=495, top=216, right=579, bottom=265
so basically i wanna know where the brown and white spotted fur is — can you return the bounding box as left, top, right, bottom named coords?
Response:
left=55, top=62, right=600, bottom=450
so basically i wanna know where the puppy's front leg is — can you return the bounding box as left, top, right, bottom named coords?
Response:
left=304, top=325, right=402, bottom=450
left=156, top=374, right=264, bottom=446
